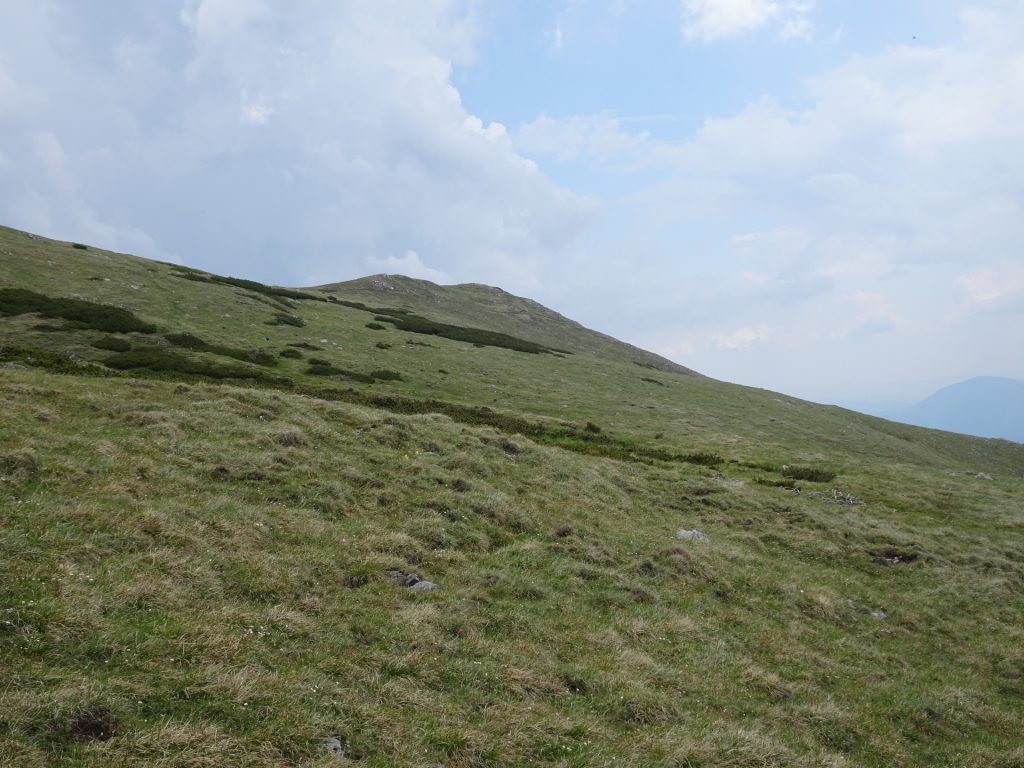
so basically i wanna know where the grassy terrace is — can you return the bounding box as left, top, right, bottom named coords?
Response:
left=1, top=225, right=1023, bottom=766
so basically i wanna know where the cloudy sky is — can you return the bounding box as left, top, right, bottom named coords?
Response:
left=2, top=1, right=1023, bottom=410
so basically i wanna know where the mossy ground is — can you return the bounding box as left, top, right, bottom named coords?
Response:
left=1, top=226, right=1023, bottom=766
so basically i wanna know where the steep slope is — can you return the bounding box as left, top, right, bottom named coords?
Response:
left=899, top=376, right=1024, bottom=443
left=2, top=224, right=1024, bottom=766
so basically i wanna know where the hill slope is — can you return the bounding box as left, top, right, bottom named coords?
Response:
left=2, top=224, right=1023, bottom=767
left=314, top=274, right=698, bottom=375
left=898, top=376, right=1024, bottom=443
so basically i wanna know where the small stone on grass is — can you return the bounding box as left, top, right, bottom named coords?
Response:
left=677, top=529, right=709, bottom=543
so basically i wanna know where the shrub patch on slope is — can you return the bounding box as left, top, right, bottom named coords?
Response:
left=170, top=267, right=325, bottom=305
left=164, top=332, right=277, bottom=367
left=334, top=299, right=566, bottom=355
left=0, top=288, right=157, bottom=334
left=103, top=348, right=280, bottom=383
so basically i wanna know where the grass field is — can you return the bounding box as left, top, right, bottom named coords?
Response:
left=1, top=225, right=1023, bottom=766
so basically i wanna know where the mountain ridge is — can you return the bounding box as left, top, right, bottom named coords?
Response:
left=314, top=273, right=699, bottom=376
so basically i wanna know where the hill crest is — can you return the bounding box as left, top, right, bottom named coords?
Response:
left=316, top=273, right=698, bottom=376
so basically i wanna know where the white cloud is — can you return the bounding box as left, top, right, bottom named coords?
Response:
left=366, top=250, right=452, bottom=284
left=713, top=324, right=771, bottom=350
left=959, top=264, right=1024, bottom=305
left=516, top=114, right=658, bottom=167
left=0, top=1, right=594, bottom=294
left=839, top=291, right=899, bottom=337
left=180, top=0, right=269, bottom=43
left=680, top=0, right=813, bottom=42
left=240, top=89, right=273, bottom=125
left=518, top=3, right=1024, bottom=398
left=657, top=340, right=695, bottom=358
left=32, top=132, right=68, bottom=179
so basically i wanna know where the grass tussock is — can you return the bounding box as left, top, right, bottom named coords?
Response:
left=0, top=369, right=1020, bottom=766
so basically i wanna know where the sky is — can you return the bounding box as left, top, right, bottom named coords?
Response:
left=1, top=0, right=1023, bottom=410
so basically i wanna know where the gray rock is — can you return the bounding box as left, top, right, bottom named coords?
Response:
left=387, top=570, right=421, bottom=586
left=324, top=737, right=344, bottom=757
left=976, top=472, right=993, bottom=480
left=677, top=529, right=710, bottom=543
left=409, top=580, right=438, bottom=592
left=870, top=611, right=888, bottom=620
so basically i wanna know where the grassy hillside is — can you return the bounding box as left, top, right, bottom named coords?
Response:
left=314, top=274, right=697, bottom=375
left=1, top=225, right=1023, bottom=767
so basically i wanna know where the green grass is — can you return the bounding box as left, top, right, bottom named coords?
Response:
left=1, top=224, right=1023, bottom=766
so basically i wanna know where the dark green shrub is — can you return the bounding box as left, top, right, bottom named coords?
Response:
left=305, top=361, right=375, bottom=383
left=170, top=269, right=325, bottom=303
left=363, top=307, right=558, bottom=354
left=91, top=336, right=132, bottom=352
left=584, top=422, right=602, bottom=434
left=640, top=377, right=664, bottom=386
left=279, top=348, right=303, bottom=359
left=782, top=466, right=836, bottom=483
left=366, top=322, right=386, bottom=330
left=164, top=332, right=205, bottom=348
left=370, top=369, right=403, bottom=381
left=375, top=342, right=392, bottom=350
left=266, top=313, right=305, bottom=327
left=164, top=332, right=277, bottom=367
left=740, top=460, right=782, bottom=472
left=71, top=243, right=89, bottom=250
left=0, top=288, right=157, bottom=333
left=103, top=347, right=275, bottom=382
left=0, top=345, right=115, bottom=376
left=682, top=452, right=724, bottom=467
left=287, top=342, right=322, bottom=350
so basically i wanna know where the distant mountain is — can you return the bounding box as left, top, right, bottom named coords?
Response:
left=898, top=377, right=1024, bottom=443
